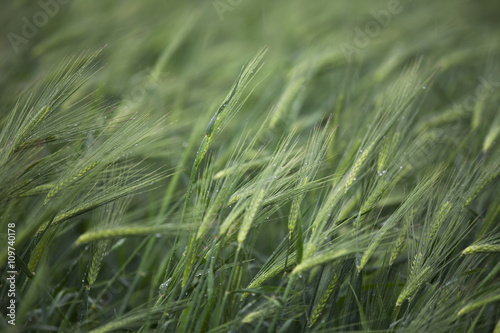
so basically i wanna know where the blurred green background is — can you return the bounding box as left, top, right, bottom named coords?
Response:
left=2, top=0, right=500, bottom=178
left=2, top=0, right=500, bottom=109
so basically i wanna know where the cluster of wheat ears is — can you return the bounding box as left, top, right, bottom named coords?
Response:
left=1, top=1, right=500, bottom=332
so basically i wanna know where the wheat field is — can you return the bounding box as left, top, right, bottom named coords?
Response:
left=1, top=0, right=500, bottom=332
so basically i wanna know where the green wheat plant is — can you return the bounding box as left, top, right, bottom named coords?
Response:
left=1, top=0, right=500, bottom=332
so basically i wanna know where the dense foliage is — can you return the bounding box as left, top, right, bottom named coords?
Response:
left=1, top=0, right=500, bottom=332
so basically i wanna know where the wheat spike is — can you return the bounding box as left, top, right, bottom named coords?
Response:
left=88, top=239, right=111, bottom=286
left=310, top=274, right=338, bottom=326
left=396, top=266, right=432, bottom=306
left=238, top=189, right=266, bottom=248
left=462, top=243, right=500, bottom=255
left=45, top=161, right=99, bottom=203
left=457, top=293, right=500, bottom=317
left=344, top=141, right=374, bottom=193
left=389, top=214, right=411, bottom=266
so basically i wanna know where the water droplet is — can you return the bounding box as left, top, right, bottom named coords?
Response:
left=159, top=279, right=171, bottom=293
